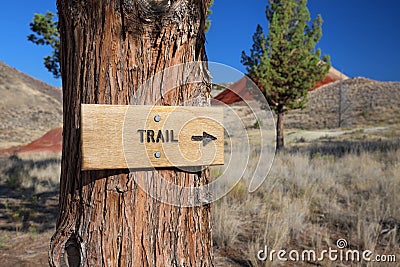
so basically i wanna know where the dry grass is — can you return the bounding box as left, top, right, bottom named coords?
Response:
left=0, top=155, right=60, bottom=233
left=0, top=132, right=399, bottom=266
left=0, top=154, right=60, bottom=193
left=212, top=140, right=400, bottom=266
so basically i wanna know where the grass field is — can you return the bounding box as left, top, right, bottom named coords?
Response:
left=212, top=132, right=400, bottom=266
left=0, top=128, right=399, bottom=266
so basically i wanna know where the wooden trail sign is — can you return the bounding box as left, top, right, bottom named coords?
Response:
left=81, top=104, right=224, bottom=170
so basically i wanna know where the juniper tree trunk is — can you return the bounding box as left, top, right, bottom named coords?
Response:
left=50, top=0, right=213, bottom=266
left=276, top=107, right=284, bottom=151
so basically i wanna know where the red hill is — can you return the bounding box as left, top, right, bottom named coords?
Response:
left=213, top=67, right=348, bottom=105
left=0, top=127, right=62, bottom=157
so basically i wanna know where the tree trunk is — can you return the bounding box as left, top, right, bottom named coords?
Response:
left=276, top=108, right=285, bottom=151
left=50, top=1, right=213, bottom=266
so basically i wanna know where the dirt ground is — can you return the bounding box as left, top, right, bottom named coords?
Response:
left=0, top=186, right=58, bottom=267
left=0, top=231, right=53, bottom=266
left=0, top=189, right=238, bottom=267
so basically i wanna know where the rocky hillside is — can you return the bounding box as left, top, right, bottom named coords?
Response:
left=0, top=61, right=62, bottom=149
left=285, top=77, right=400, bottom=129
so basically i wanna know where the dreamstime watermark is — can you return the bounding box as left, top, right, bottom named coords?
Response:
left=257, top=239, right=397, bottom=263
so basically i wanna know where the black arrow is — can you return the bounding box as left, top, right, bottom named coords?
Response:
left=191, top=132, right=217, bottom=146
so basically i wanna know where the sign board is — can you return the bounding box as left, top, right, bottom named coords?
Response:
left=81, top=104, right=224, bottom=170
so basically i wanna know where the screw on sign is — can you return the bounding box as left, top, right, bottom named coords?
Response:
left=80, top=104, right=224, bottom=170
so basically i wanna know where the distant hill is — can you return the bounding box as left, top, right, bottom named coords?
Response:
left=213, top=67, right=348, bottom=105
left=0, top=61, right=62, bottom=150
left=0, top=127, right=62, bottom=157
left=285, top=77, right=400, bottom=129
left=213, top=76, right=400, bottom=131
left=1, top=60, right=399, bottom=155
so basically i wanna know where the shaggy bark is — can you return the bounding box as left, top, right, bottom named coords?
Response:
left=50, top=0, right=213, bottom=266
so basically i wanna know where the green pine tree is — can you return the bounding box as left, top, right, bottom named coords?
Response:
left=205, top=0, right=214, bottom=33
left=242, top=0, right=330, bottom=150
left=28, top=3, right=214, bottom=78
left=27, top=12, right=60, bottom=78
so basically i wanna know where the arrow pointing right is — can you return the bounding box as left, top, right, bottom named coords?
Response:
left=191, top=131, right=217, bottom=147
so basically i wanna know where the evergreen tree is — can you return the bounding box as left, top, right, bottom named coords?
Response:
left=242, top=0, right=330, bottom=150
left=205, top=0, right=214, bottom=33
left=27, top=12, right=60, bottom=78
left=28, top=3, right=214, bottom=78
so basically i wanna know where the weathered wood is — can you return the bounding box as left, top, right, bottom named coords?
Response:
left=51, top=0, right=214, bottom=266
left=81, top=104, right=224, bottom=170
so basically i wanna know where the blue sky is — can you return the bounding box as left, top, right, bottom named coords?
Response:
left=1, top=1, right=399, bottom=87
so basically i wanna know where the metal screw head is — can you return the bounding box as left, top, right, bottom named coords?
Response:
left=154, top=115, right=161, bottom=122
left=154, top=152, right=161, bottom=158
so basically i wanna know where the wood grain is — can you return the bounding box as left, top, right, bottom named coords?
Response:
left=81, top=104, right=224, bottom=170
